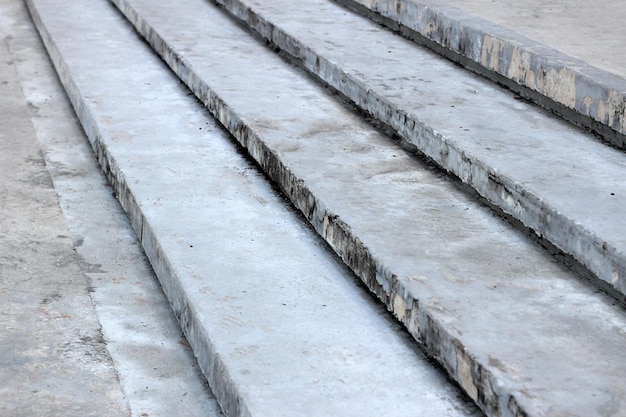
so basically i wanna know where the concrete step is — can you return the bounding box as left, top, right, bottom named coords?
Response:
left=44, top=0, right=626, bottom=416
left=336, top=0, right=626, bottom=148
left=24, top=0, right=482, bottom=416
left=179, top=0, right=626, bottom=303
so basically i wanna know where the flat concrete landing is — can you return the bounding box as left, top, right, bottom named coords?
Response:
left=0, top=15, right=128, bottom=416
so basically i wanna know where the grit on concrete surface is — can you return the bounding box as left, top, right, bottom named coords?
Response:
left=438, top=0, right=626, bottom=79
left=0, top=0, right=222, bottom=415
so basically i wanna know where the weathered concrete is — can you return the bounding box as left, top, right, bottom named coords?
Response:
left=0, top=0, right=224, bottom=415
left=25, top=0, right=482, bottom=415
left=440, top=0, right=626, bottom=79
left=201, top=0, right=626, bottom=302
left=99, top=0, right=626, bottom=416
left=0, top=16, right=129, bottom=416
left=337, top=0, right=626, bottom=143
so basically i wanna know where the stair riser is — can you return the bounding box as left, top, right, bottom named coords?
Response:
left=334, top=0, right=626, bottom=146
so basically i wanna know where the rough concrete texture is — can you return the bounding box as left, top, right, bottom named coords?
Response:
left=204, top=0, right=626, bottom=302
left=438, top=0, right=626, bottom=79
left=0, top=17, right=129, bottom=417
left=0, top=0, right=224, bottom=415
left=338, top=0, right=626, bottom=142
left=101, top=0, right=626, bottom=416
left=24, top=0, right=482, bottom=415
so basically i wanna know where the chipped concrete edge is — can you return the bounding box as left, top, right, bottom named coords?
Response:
left=334, top=0, right=626, bottom=147
left=110, top=1, right=532, bottom=415
left=214, top=0, right=626, bottom=302
left=23, top=1, right=244, bottom=416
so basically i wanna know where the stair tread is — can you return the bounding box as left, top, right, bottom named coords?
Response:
left=25, top=0, right=481, bottom=416
left=100, top=0, right=626, bottom=416
left=210, top=0, right=626, bottom=299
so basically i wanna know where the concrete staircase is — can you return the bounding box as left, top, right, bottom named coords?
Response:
left=22, top=0, right=626, bottom=415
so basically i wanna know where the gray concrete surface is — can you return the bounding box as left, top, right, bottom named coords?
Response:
left=24, top=0, right=482, bottom=415
left=340, top=0, right=626, bottom=142
left=101, top=0, right=626, bottom=416
left=0, top=0, right=223, bottom=415
left=0, top=17, right=129, bottom=417
left=208, top=0, right=626, bottom=302
left=435, top=0, right=626, bottom=80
